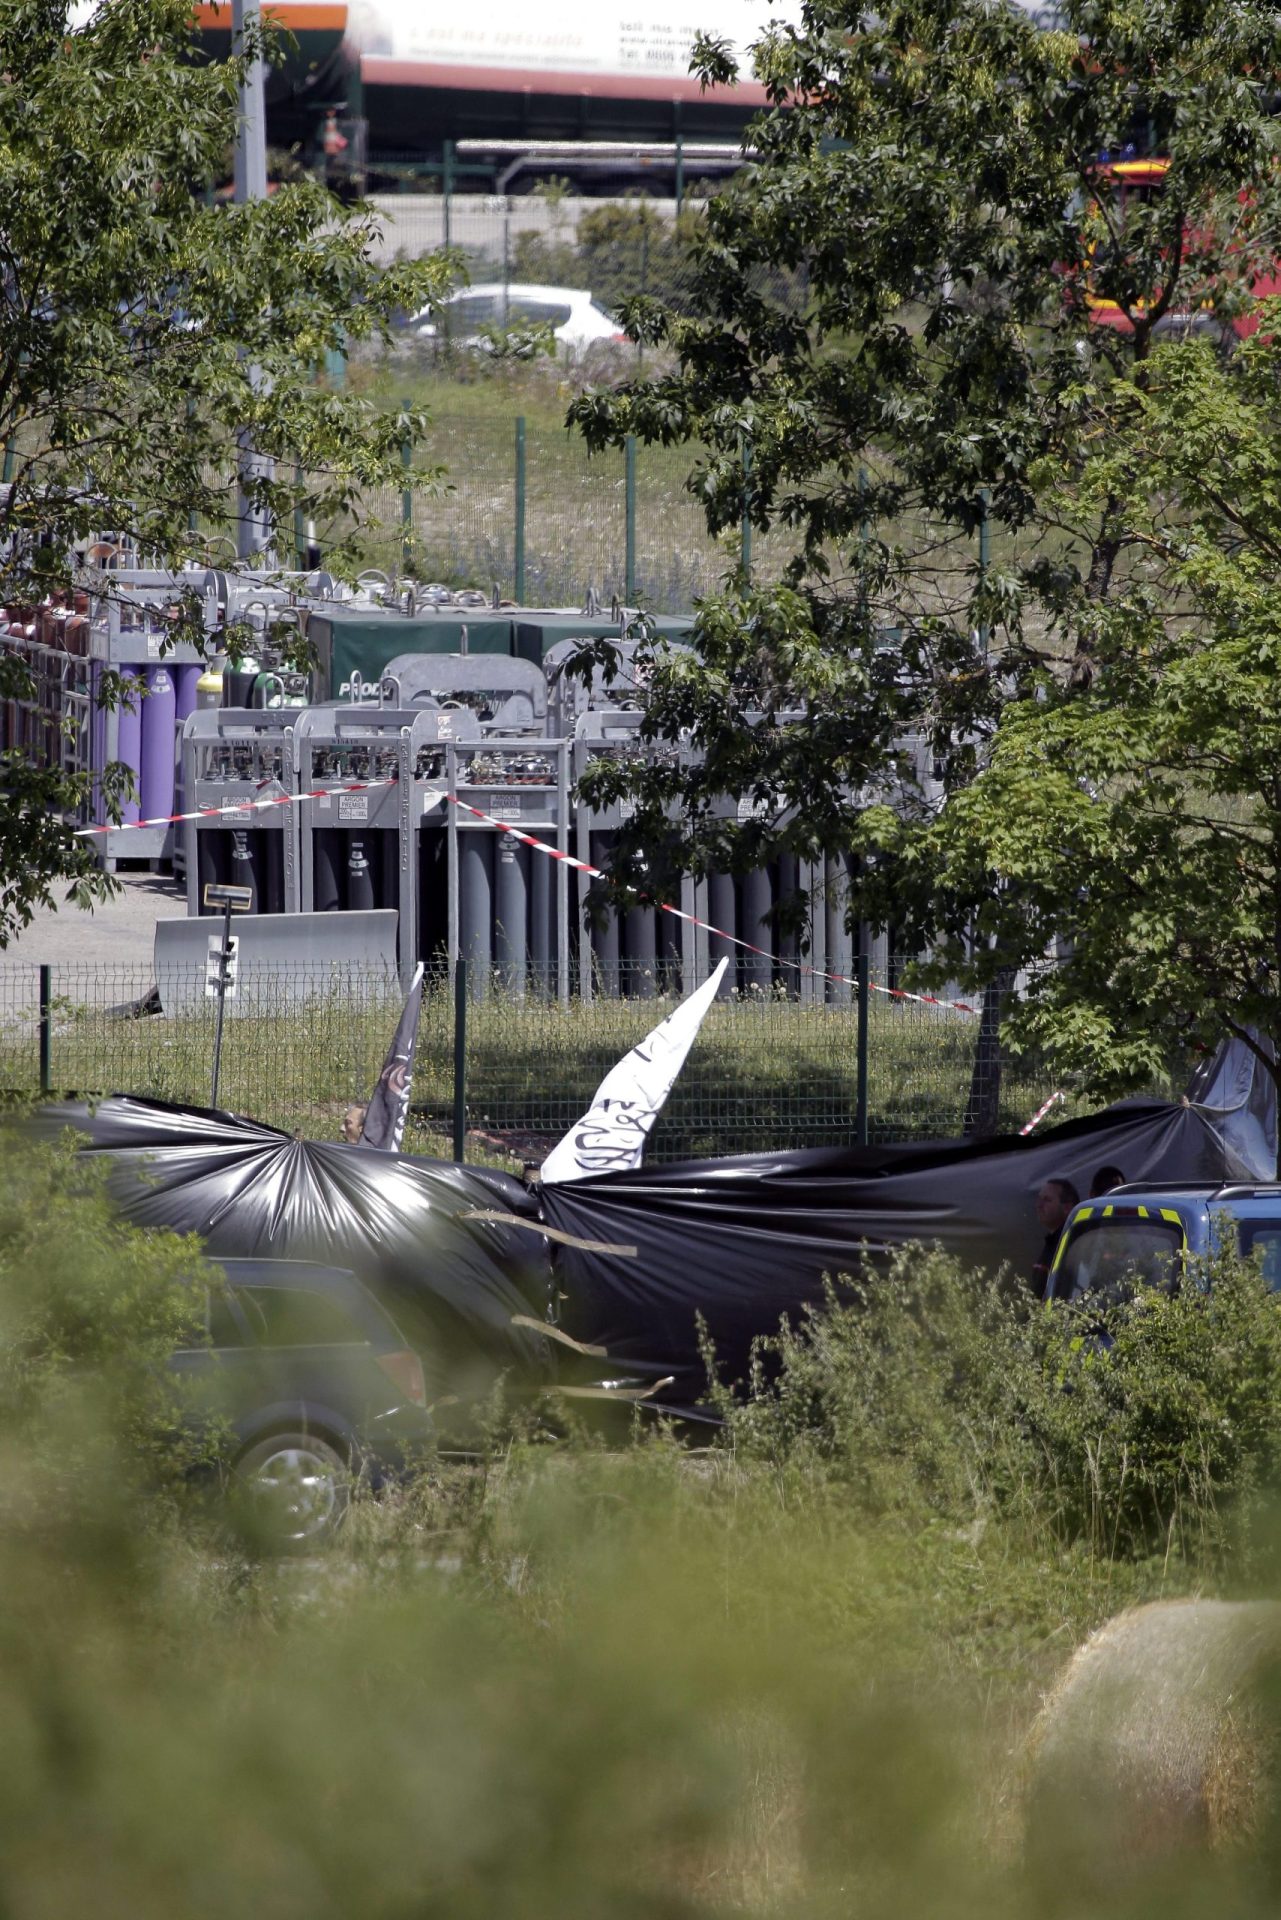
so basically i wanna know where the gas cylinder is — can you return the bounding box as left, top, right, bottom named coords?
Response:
left=196, top=657, right=225, bottom=710
left=250, top=668, right=309, bottom=709
left=223, top=650, right=260, bottom=709
left=346, top=838, right=375, bottom=913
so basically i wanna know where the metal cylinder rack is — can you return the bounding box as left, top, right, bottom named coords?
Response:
left=10, top=556, right=921, bottom=999
left=437, top=735, right=571, bottom=1003
left=293, top=703, right=426, bottom=982
left=180, top=707, right=301, bottom=916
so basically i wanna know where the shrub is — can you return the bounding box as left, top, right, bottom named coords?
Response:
left=0, top=1126, right=218, bottom=1540
left=722, top=1244, right=1281, bottom=1565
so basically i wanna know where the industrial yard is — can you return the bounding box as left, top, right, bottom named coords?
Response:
left=4, top=1, right=1281, bottom=1917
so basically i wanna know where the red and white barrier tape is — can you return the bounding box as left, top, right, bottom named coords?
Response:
left=1019, top=1090, right=1065, bottom=1136
left=70, top=778, right=981, bottom=1019
left=447, top=795, right=981, bottom=1018
left=71, top=778, right=398, bottom=837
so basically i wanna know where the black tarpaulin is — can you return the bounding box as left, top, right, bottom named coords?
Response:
left=38, top=1096, right=552, bottom=1408
left=1184, top=1033, right=1278, bottom=1181
left=539, top=1099, right=1249, bottom=1397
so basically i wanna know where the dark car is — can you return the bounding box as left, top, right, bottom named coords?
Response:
left=169, top=1258, right=434, bottom=1548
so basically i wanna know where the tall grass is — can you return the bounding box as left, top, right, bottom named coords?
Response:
left=346, top=357, right=1048, bottom=629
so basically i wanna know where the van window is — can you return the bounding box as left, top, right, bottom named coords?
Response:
left=1052, top=1217, right=1183, bottom=1304
left=1239, top=1223, right=1281, bottom=1290
left=207, top=1286, right=243, bottom=1349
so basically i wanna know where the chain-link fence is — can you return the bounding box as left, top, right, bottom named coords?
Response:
left=0, top=960, right=1070, bottom=1164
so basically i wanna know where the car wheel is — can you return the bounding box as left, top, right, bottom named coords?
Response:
left=234, top=1432, right=351, bottom=1550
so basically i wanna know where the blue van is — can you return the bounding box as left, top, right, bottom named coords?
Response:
left=1046, top=1186, right=1281, bottom=1303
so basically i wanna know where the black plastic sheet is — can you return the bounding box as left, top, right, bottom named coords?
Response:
left=38, top=1084, right=1262, bottom=1417
left=38, top=1096, right=553, bottom=1412
left=540, top=1099, right=1247, bottom=1398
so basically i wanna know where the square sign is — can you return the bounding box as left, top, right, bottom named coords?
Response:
left=206, top=934, right=239, bottom=1000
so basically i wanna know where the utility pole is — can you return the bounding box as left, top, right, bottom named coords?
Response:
left=232, top=0, right=274, bottom=561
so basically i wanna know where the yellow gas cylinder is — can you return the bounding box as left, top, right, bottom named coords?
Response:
left=196, top=656, right=225, bottom=709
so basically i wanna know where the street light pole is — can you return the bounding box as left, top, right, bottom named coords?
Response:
left=232, top=0, right=274, bottom=562
left=232, top=0, right=267, bottom=203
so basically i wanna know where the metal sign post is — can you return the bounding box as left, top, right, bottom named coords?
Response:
left=204, top=882, right=253, bottom=1107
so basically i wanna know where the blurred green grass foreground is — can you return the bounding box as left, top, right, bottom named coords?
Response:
left=7, top=1127, right=1281, bottom=1918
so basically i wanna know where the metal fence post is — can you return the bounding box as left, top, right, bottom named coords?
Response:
left=189, top=397, right=200, bottom=539
left=978, top=485, right=991, bottom=652
left=625, top=434, right=636, bottom=601
left=442, top=139, right=453, bottom=251
left=452, top=960, right=467, bottom=1162
left=856, top=951, right=870, bottom=1145
left=741, top=432, right=752, bottom=585
left=293, top=462, right=305, bottom=570
left=858, top=464, right=869, bottom=627
left=514, top=415, right=527, bottom=603
left=401, top=399, right=413, bottom=574
left=38, top=964, right=51, bottom=1094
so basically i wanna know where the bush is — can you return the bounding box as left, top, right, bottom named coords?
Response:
left=0, top=1127, right=218, bottom=1541
left=722, top=1244, right=1281, bottom=1564
left=0, top=1147, right=1270, bottom=1917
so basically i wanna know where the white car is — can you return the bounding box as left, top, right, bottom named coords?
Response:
left=410, top=283, right=625, bottom=355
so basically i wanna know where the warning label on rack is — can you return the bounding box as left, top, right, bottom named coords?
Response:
left=338, top=794, right=369, bottom=821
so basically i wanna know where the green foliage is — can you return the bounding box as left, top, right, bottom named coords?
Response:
left=891, top=319, right=1281, bottom=1125
left=0, top=0, right=452, bottom=941
left=560, top=0, right=1281, bottom=987
left=510, top=200, right=705, bottom=315
left=0, top=1127, right=217, bottom=1535
left=724, top=1244, right=1281, bottom=1564
left=2, top=1154, right=1281, bottom=1913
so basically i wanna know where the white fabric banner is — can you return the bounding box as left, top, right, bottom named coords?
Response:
left=540, top=958, right=729, bottom=1184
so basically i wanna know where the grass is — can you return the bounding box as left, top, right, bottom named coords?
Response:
left=347, top=361, right=758, bottom=609
left=0, top=963, right=1075, bottom=1159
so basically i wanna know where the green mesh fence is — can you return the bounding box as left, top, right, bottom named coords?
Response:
left=0, top=961, right=1073, bottom=1165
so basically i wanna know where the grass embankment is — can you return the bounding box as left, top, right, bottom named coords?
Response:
left=0, top=969, right=1073, bottom=1157
left=5, top=1135, right=1281, bottom=1916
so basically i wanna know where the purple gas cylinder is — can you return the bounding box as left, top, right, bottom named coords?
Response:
left=139, top=664, right=176, bottom=822
left=172, top=664, right=201, bottom=813
left=115, top=674, right=143, bottom=823
left=173, top=664, right=201, bottom=723
left=90, top=661, right=106, bottom=822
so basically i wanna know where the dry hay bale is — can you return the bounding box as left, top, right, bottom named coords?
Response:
left=1024, top=1599, right=1281, bottom=1869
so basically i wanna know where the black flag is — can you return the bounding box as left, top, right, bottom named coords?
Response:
left=358, top=964, right=424, bottom=1152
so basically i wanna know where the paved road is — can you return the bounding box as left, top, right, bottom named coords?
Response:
left=2, top=870, right=187, bottom=971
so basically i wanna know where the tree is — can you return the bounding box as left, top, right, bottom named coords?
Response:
left=0, top=0, right=451, bottom=937
left=893, top=318, right=1281, bottom=1162
left=565, top=0, right=1281, bottom=1115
